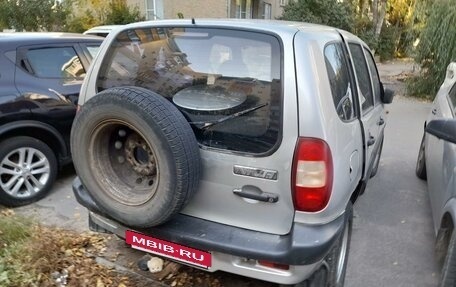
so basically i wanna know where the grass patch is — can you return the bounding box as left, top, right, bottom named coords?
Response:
left=0, top=210, right=135, bottom=287
left=0, top=213, right=35, bottom=286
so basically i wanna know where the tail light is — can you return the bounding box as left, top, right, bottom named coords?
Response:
left=292, top=138, right=333, bottom=212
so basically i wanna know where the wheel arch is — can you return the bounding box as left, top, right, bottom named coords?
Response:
left=441, top=198, right=456, bottom=233
left=441, top=212, right=454, bottom=230
left=0, top=121, right=69, bottom=165
left=435, top=200, right=456, bottom=268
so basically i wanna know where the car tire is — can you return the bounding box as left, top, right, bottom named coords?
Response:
left=0, top=136, right=58, bottom=207
left=370, top=136, right=383, bottom=178
left=71, top=86, right=201, bottom=228
left=282, top=203, right=353, bottom=287
left=324, top=202, right=353, bottom=287
left=415, top=133, right=427, bottom=180
left=440, top=230, right=456, bottom=286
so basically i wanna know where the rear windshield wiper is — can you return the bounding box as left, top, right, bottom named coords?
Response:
left=189, top=102, right=269, bottom=130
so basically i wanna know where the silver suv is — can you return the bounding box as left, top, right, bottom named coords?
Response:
left=71, top=19, right=393, bottom=286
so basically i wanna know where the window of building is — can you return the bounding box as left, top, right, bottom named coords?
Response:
left=263, top=3, right=272, bottom=19
left=279, top=0, right=288, bottom=6
left=235, top=0, right=253, bottom=19
left=145, top=0, right=163, bottom=20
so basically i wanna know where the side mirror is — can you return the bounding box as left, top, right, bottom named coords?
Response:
left=380, top=82, right=394, bottom=104
left=443, top=62, right=456, bottom=87
left=426, top=119, right=456, bottom=144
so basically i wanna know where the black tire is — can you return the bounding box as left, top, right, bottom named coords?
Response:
left=440, top=230, right=456, bottom=286
left=370, top=136, right=384, bottom=178
left=71, top=86, right=201, bottom=228
left=416, top=133, right=427, bottom=180
left=0, top=136, right=58, bottom=207
left=283, top=203, right=353, bottom=287
left=324, top=202, right=353, bottom=287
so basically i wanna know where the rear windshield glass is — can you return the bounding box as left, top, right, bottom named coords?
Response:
left=97, top=27, right=282, bottom=154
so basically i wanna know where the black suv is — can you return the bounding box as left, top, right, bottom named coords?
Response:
left=0, top=33, right=102, bottom=207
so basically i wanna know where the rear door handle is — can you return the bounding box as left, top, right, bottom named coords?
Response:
left=367, top=136, right=376, bottom=147
left=233, top=186, right=278, bottom=203
left=378, top=118, right=385, bottom=126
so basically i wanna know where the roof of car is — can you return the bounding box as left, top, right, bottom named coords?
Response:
left=117, top=19, right=367, bottom=48
left=0, top=32, right=103, bottom=49
left=124, top=19, right=336, bottom=34
left=84, top=25, right=123, bottom=33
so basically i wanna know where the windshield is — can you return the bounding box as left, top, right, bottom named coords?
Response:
left=97, top=27, right=282, bottom=154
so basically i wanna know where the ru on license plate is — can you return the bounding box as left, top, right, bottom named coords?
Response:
left=125, top=230, right=212, bottom=269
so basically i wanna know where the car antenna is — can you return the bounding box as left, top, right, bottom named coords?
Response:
left=192, top=18, right=195, bottom=24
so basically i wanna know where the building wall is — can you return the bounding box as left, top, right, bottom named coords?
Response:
left=128, top=0, right=145, bottom=12
left=264, top=0, right=286, bottom=19
left=125, top=0, right=285, bottom=20
left=164, top=0, right=229, bottom=19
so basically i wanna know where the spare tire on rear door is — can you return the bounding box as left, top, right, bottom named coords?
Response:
left=71, top=86, right=201, bottom=228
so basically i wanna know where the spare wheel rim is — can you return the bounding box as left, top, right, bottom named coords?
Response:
left=89, top=119, right=160, bottom=206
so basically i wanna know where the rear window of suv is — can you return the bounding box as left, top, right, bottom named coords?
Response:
left=97, top=27, right=282, bottom=154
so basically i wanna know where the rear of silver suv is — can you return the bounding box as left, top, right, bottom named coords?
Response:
left=72, top=19, right=390, bottom=286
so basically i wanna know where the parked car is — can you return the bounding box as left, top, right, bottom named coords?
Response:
left=71, top=19, right=393, bottom=286
left=416, top=62, right=456, bottom=286
left=0, top=33, right=102, bottom=207
left=83, top=25, right=122, bottom=37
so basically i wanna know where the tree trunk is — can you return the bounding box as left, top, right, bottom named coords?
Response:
left=372, top=0, right=379, bottom=25
left=374, top=0, right=387, bottom=38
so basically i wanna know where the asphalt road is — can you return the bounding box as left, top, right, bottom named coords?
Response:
left=345, top=95, right=438, bottom=287
left=13, top=62, right=439, bottom=286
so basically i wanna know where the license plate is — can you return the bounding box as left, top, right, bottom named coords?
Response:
left=125, top=230, right=212, bottom=269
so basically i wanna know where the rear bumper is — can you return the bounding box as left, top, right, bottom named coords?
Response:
left=73, top=177, right=345, bottom=284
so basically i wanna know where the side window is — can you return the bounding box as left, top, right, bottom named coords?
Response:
left=85, top=45, right=101, bottom=59
left=364, top=48, right=382, bottom=105
left=349, top=43, right=373, bottom=112
left=324, top=42, right=355, bottom=121
left=449, top=83, right=456, bottom=115
left=25, top=47, right=85, bottom=79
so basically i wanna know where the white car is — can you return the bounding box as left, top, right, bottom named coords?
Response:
left=72, top=19, right=394, bottom=286
left=83, top=25, right=122, bottom=37
left=416, top=62, right=456, bottom=286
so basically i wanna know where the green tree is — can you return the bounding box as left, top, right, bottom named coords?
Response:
left=280, top=0, right=355, bottom=32
left=375, top=0, right=417, bottom=60
left=66, top=0, right=144, bottom=32
left=65, top=9, right=99, bottom=33
left=0, top=0, right=72, bottom=31
left=409, top=0, right=456, bottom=96
left=105, top=0, right=144, bottom=25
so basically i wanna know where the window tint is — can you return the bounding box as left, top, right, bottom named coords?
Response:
left=449, top=83, right=456, bottom=115
left=97, top=27, right=282, bottom=154
left=86, top=45, right=101, bottom=58
left=349, top=43, right=373, bottom=112
left=364, top=48, right=381, bottom=105
left=324, top=42, right=354, bottom=121
left=26, top=47, right=85, bottom=79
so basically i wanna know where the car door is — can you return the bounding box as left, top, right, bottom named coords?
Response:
left=323, top=41, right=363, bottom=196
left=15, top=43, right=89, bottom=105
left=427, top=82, right=456, bottom=227
left=346, top=42, right=383, bottom=178
left=14, top=42, right=99, bottom=148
